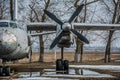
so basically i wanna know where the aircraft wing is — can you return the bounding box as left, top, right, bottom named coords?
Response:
left=28, top=31, right=56, bottom=37
left=27, top=22, right=56, bottom=31
left=73, top=23, right=120, bottom=30
left=27, top=22, right=120, bottom=31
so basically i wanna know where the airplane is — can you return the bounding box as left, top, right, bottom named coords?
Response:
left=27, top=4, right=120, bottom=74
left=0, top=20, right=55, bottom=76
left=0, top=0, right=120, bottom=75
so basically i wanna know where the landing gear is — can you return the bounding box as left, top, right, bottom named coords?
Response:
left=4, top=66, right=10, bottom=76
left=56, top=47, right=69, bottom=74
left=0, top=66, right=10, bottom=76
left=0, top=60, right=11, bottom=76
left=0, top=66, right=3, bottom=76
left=56, top=59, right=63, bottom=74
left=64, top=60, right=69, bottom=74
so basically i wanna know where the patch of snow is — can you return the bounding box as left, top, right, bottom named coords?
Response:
left=16, top=65, right=118, bottom=79
left=19, top=72, right=40, bottom=77
left=42, top=69, right=114, bottom=78
left=70, top=65, right=120, bottom=71
left=14, top=77, right=78, bottom=80
left=43, top=74, right=114, bottom=78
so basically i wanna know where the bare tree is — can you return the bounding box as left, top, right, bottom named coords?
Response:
left=39, top=0, right=50, bottom=62
left=0, top=0, right=9, bottom=19
left=74, top=0, right=99, bottom=62
left=103, top=0, right=120, bottom=63
left=28, top=0, right=50, bottom=62
left=74, top=0, right=86, bottom=63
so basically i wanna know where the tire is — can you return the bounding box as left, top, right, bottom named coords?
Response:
left=0, top=66, right=3, bottom=76
left=64, top=60, right=69, bottom=74
left=4, top=66, right=10, bottom=76
left=56, top=59, right=63, bottom=74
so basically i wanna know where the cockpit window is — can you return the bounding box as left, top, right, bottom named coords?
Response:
left=10, top=22, right=17, bottom=28
left=0, top=22, right=8, bottom=27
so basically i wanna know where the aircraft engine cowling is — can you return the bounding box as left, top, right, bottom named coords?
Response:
left=0, top=30, right=17, bottom=55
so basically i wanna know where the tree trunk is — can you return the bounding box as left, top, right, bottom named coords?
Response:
left=104, top=30, right=114, bottom=63
left=74, top=38, right=83, bottom=62
left=74, top=0, right=86, bottom=63
left=80, top=43, right=83, bottom=62
left=104, top=1, right=119, bottom=63
left=38, top=0, right=50, bottom=62
left=28, top=32, right=32, bottom=63
left=39, top=35, right=44, bottom=62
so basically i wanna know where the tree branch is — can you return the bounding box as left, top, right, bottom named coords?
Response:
left=113, top=0, right=117, bottom=5
left=29, top=4, right=40, bottom=22
left=86, top=0, right=100, bottom=5
left=42, top=0, right=50, bottom=22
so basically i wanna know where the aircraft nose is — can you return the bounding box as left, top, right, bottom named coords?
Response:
left=0, top=30, right=17, bottom=55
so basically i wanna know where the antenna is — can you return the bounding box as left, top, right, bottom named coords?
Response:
left=14, top=0, right=17, bottom=21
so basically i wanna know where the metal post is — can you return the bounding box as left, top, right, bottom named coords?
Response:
left=14, top=0, right=18, bottom=21
left=61, top=47, right=64, bottom=60
left=29, top=46, right=32, bottom=63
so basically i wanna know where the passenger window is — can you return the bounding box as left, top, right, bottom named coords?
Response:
left=10, top=22, right=17, bottom=28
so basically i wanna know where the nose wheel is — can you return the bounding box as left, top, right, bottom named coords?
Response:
left=0, top=60, right=11, bottom=76
left=56, top=47, right=69, bottom=74
left=0, top=66, right=10, bottom=76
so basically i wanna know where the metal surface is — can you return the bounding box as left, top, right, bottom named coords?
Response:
left=0, top=30, right=17, bottom=55
left=61, top=47, right=64, bottom=60
left=14, top=0, right=18, bottom=21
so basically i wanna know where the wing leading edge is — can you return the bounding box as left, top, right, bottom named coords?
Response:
left=73, top=23, right=120, bottom=30
left=27, top=22, right=120, bottom=31
left=28, top=31, right=56, bottom=37
left=27, top=22, right=56, bottom=31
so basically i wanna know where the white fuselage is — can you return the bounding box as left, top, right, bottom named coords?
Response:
left=0, top=20, right=30, bottom=61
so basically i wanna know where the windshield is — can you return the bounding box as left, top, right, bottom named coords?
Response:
left=0, top=22, right=8, bottom=27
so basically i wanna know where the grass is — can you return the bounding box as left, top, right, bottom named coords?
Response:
left=0, top=51, right=120, bottom=80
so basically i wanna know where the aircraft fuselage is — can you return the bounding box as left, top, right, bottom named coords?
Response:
left=0, top=20, right=30, bottom=61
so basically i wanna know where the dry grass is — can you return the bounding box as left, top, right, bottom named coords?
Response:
left=18, top=51, right=120, bottom=63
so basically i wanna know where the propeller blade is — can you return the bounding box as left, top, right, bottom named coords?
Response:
left=71, top=29, right=89, bottom=44
left=68, top=4, right=84, bottom=23
left=44, top=10, right=63, bottom=25
left=50, top=30, right=64, bottom=49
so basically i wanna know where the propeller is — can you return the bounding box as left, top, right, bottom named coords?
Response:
left=68, top=4, right=84, bottom=23
left=50, top=30, right=64, bottom=49
left=44, top=10, right=63, bottom=25
left=71, top=29, right=89, bottom=44
left=44, top=4, right=89, bottom=49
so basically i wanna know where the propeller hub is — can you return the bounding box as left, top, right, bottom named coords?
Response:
left=62, top=23, right=71, bottom=31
